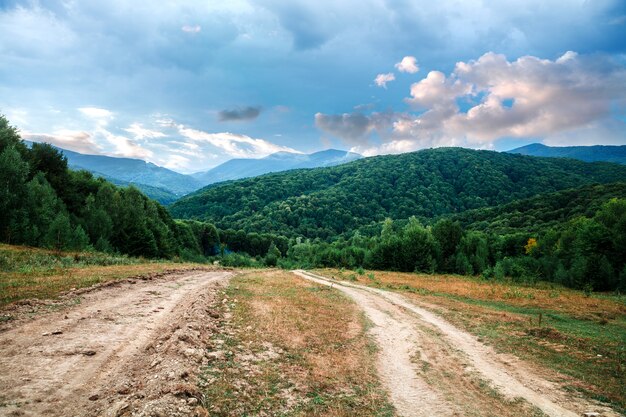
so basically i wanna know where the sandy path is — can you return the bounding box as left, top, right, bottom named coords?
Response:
left=0, top=270, right=232, bottom=417
left=293, top=270, right=614, bottom=417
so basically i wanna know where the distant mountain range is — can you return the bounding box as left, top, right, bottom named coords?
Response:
left=508, top=143, right=626, bottom=164
left=24, top=141, right=362, bottom=204
left=24, top=142, right=203, bottom=204
left=191, top=149, right=362, bottom=186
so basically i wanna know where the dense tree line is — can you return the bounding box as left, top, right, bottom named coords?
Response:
left=170, top=147, right=626, bottom=239
left=279, top=198, right=626, bottom=291
left=0, top=115, right=219, bottom=259
left=449, top=182, right=626, bottom=235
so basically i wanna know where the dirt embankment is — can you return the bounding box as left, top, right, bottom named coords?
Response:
left=0, top=270, right=232, bottom=417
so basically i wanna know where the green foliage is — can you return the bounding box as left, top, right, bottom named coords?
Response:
left=450, top=183, right=626, bottom=235
left=0, top=114, right=219, bottom=261
left=264, top=242, right=282, bottom=267
left=171, top=147, right=626, bottom=239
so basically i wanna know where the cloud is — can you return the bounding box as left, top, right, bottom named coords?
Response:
left=22, top=130, right=102, bottom=154
left=99, top=129, right=153, bottom=159
left=78, top=107, right=114, bottom=127
left=177, top=125, right=301, bottom=158
left=314, top=112, right=375, bottom=144
left=78, top=107, right=113, bottom=119
left=123, top=123, right=166, bottom=139
left=218, top=106, right=262, bottom=122
left=181, top=25, right=201, bottom=33
left=314, top=112, right=397, bottom=145
left=161, top=154, right=191, bottom=171
left=374, top=73, right=395, bottom=88
left=405, top=70, right=470, bottom=110
left=318, top=51, right=626, bottom=155
left=395, top=56, right=419, bottom=73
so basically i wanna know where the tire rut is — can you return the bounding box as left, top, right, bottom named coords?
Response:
left=0, top=270, right=233, bottom=417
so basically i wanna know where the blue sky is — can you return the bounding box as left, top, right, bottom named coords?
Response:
left=1, top=0, right=625, bottom=173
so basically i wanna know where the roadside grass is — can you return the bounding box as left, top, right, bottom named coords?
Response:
left=201, top=270, right=393, bottom=416
left=0, top=244, right=204, bottom=307
left=315, top=268, right=626, bottom=414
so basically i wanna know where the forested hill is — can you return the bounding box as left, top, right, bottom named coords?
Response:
left=449, top=182, right=626, bottom=235
left=169, top=147, right=626, bottom=239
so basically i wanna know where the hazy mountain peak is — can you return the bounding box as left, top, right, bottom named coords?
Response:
left=192, top=149, right=363, bottom=186
left=508, top=143, right=626, bottom=165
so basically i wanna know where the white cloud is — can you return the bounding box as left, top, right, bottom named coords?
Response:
left=162, top=154, right=191, bottom=171
left=177, top=126, right=301, bottom=158
left=318, top=51, right=626, bottom=155
left=78, top=107, right=113, bottom=119
left=78, top=107, right=114, bottom=128
left=99, top=128, right=153, bottom=159
left=181, top=25, right=202, bottom=33
left=374, top=73, right=395, bottom=88
left=395, top=56, right=419, bottom=74
left=123, top=123, right=166, bottom=139
left=22, top=130, right=102, bottom=154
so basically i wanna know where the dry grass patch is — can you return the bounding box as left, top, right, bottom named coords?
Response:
left=0, top=244, right=205, bottom=307
left=315, top=268, right=626, bottom=414
left=201, top=270, right=393, bottom=416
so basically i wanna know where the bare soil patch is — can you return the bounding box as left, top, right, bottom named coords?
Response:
left=0, top=270, right=232, bottom=417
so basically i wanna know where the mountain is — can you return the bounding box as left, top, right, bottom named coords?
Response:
left=101, top=176, right=180, bottom=205
left=58, top=148, right=202, bottom=195
left=508, top=143, right=626, bottom=165
left=191, top=149, right=362, bottom=185
left=169, top=147, right=626, bottom=239
left=24, top=141, right=202, bottom=203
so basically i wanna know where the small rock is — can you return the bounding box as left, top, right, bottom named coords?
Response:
left=583, top=413, right=600, bottom=417
left=187, top=397, right=199, bottom=406
left=206, top=351, right=224, bottom=362
left=82, top=350, right=97, bottom=356
left=117, top=386, right=131, bottom=395
left=89, top=394, right=99, bottom=401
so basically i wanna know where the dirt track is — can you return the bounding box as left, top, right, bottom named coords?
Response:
left=293, top=270, right=618, bottom=417
left=0, top=270, right=232, bottom=417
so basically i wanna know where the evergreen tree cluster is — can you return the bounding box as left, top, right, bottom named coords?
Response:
left=0, top=115, right=218, bottom=259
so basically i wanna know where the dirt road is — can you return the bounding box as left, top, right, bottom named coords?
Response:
left=0, top=270, right=232, bottom=417
left=293, top=270, right=617, bottom=417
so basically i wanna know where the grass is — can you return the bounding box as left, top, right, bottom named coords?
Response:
left=201, top=270, right=394, bottom=416
left=0, top=244, right=204, bottom=307
left=315, top=268, right=626, bottom=414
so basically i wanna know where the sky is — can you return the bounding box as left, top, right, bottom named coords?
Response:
left=1, top=0, right=625, bottom=173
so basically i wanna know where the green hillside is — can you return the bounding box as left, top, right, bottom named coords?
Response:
left=170, top=147, right=626, bottom=239
left=449, top=182, right=626, bottom=235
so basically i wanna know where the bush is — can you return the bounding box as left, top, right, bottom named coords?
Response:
left=221, top=252, right=257, bottom=268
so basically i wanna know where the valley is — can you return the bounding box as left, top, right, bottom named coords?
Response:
left=2, top=116, right=625, bottom=416
left=3, top=2, right=626, bottom=415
